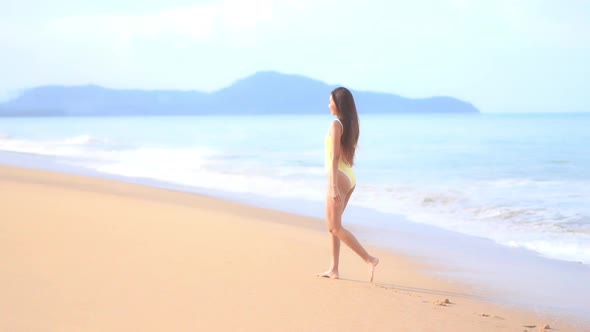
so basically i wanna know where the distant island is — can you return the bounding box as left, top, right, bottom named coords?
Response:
left=0, top=71, right=479, bottom=116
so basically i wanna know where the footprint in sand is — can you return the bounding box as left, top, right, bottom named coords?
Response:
left=523, top=324, right=550, bottom=330
left=432, top=298, right=452, bottom=306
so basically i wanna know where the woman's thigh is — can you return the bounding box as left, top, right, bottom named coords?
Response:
left=326, top=171, right=354, bottom=229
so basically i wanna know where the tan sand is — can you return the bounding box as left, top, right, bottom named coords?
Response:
left=0, top=165, right=585, bottom=331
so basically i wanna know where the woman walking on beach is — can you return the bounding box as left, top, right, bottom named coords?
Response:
left=318, top=87, right=379, bottom=283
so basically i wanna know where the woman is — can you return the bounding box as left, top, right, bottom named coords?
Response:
left=318, top=87, right=379, bottom=283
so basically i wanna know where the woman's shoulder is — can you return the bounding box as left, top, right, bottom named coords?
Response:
left=331, top=118, right=343, bottom=131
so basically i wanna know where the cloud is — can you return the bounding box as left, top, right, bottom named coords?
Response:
left=46, top=0, right=274, bottom=47
left=0, top=0, right=587, bottom=112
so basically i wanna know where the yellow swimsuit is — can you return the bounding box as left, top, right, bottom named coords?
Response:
left=325, top=119, right=356, bottom=187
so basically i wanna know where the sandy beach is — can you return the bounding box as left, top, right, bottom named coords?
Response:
left=0, top=164, right=585, bottom=332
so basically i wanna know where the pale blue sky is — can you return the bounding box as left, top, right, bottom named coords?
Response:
left=2, top=0, right=589, bottom=112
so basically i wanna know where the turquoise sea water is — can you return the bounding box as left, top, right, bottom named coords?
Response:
left=2, top=113, right=589, bottom=264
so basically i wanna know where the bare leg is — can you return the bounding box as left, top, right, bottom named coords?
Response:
left=323, top=172, right=379, bottom=283
left=317, top=188, right=352, bottom=279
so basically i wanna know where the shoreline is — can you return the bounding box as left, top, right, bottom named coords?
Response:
left=1, top=150, right=589, bottom=323
left=1, top=163, right=589, bottom=331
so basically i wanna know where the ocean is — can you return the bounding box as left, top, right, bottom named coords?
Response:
left=2, top=113, right=589, bottom=263
left=1, top=113, right=589, bottom=321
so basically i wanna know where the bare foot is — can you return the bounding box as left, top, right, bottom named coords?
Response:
left=368, top=257, right=379, bottom=283
left=317, top=270, right=339, bottom=279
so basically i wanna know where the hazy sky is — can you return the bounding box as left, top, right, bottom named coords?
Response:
left=1, top=0, right=589, bottom=112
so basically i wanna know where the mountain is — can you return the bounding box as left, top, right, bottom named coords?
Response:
left=0, top=71, right=479, bottom=116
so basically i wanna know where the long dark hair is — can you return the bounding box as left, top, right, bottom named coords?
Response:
left=331, top=87, right=360, bottom=166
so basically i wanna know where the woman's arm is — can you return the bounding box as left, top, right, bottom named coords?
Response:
left=329, top=120, right=343, bottom=202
